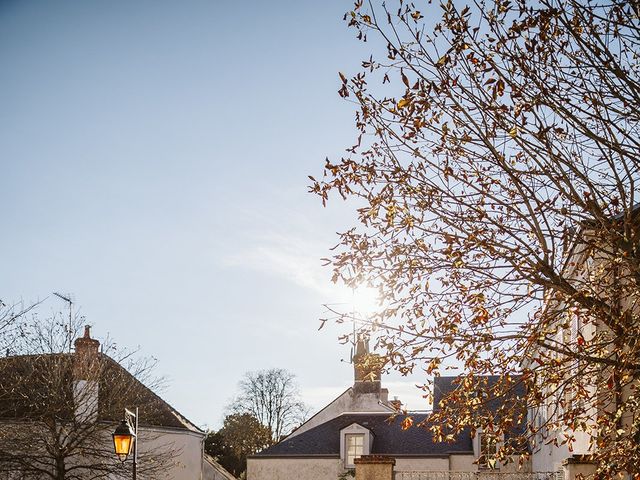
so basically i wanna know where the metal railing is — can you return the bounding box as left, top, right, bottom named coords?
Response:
left=395, top=472, right=560, bottom=480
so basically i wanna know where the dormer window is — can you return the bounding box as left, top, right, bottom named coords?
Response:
left=345, top=433, right=364, bottom=467
left=340, top=423, right=372, bottom=468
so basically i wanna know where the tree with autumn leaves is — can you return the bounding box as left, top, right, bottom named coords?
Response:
left=312, top=0, right=640, bottom=476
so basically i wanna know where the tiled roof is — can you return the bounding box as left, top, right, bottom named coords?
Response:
left=254, top=413, right=473, bottom=457
left=0, top=353, right=202, bottom=432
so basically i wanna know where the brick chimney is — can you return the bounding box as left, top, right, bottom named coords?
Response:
left=73, top=325, right=100, bottom=379
left=353, top=337, right=382, bottom=394
left=73, top=326, right=100, bottom=423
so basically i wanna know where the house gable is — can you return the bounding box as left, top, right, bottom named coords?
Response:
left=288, top=387, right=394, bottom=439
left=288, top=338, right=394, bottom=439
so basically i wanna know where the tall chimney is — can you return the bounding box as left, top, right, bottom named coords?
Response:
left=73, top=325, right=100, bottom=379
left=353, top=336, right=382, bottom=394
left=73, top=325, right=100, bottom=423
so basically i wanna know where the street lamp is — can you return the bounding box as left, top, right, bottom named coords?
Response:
left=113, top=420, right=135, bottom=461
left=112, top=408, right=138, bottom=479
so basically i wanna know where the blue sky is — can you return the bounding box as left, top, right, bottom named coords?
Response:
left=0, top=0, right=427, bottom=428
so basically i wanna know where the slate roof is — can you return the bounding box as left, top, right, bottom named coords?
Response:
left=254, top=413, right=473, bottom=457
left=433, top=375, right=528, bottom=445
left=255, top=375, right=529, bottom=459
left=434, top=376, right=525, bottom=411
left=0, top=353, right=202, bottom=432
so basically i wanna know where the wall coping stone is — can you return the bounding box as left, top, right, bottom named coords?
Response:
left=354, top=455, right=396, bottom=465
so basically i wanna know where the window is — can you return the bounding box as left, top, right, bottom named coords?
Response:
left=340, top=423, right=371, bottom=468
left=345, top=433, right=365, bottom=467
left=479, top=433, right=498, bottom=469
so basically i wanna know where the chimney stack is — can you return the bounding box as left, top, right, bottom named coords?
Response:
left=72, top=326, right=100, bottom=423
left=353, top=336, right=382, bottom=394
left=73, top=326, right=100, bottom=379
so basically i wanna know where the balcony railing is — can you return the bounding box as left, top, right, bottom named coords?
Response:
left=395, top=472, right=561, bottom=480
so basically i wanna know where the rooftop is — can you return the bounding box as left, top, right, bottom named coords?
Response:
left=254, top=412, right=473, bottom=457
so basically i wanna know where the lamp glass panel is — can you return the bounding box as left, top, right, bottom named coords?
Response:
left=113, top=434, right=133, bottom=460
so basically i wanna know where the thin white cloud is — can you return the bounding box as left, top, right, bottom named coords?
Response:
left=222, top=234, right=338, bottom=298
left=217, top=199, right=351, bottom=301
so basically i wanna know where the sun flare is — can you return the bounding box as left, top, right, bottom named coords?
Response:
left=351, top=285, right=381, bottom=316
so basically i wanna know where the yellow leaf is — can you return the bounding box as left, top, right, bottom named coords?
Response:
left=397, top=98, right=410, bottom=109
left=509, top=127, right=518, bottom=138
left=401, top=416, right=414, bottom=430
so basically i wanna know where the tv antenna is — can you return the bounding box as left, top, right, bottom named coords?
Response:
left=53, top=292, right=74, bottom=352
left=350, top=288, right=357, bottom=364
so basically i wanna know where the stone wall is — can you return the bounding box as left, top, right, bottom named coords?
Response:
left=247, top=457, right=343, bottom=480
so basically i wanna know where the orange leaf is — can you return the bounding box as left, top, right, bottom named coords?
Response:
left=401, top=416, right=414, bottom=430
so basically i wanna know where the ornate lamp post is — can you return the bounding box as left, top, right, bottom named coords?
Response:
left=112, top=408, right=138, bottom=479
